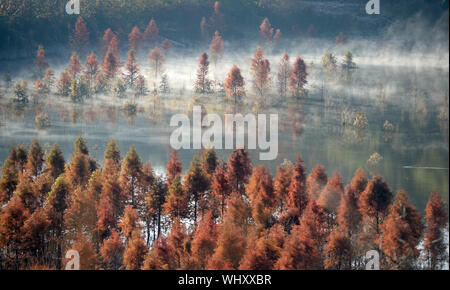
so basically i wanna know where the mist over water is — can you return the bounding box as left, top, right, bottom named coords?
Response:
left=0, top=10, right=448, bottom=213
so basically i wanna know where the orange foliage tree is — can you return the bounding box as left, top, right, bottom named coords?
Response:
left=194, top=52, right=212, bottom=94
left=128, top=26, right=142, bottom=51
left=166, top=150, right=182, bottom=188
left=144, top=19, right=159, bottom=48
left=70, top=17, right=90, bottom=57
left=289, top=57, right=308, bottom=98
left=34, top=45, right=49, bottom=79
left=224, top=65, right=245, bottom=106
left=276, top=52, right=290, bottom=99
left=423, top=191, right=448, bottom=269
left=381, top=190, right=423, bottom=269
left=250, top=47, right=271, bottom=104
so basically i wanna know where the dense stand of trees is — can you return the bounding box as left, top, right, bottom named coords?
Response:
left=1, top=8, right=367, bottom=112
left=0, top=137, right=447, bottom=270
left=0, top=1, right=448, bottom=272
left=1, top=0, right=446, bottom=53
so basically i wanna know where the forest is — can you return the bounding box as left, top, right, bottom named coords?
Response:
left=0, top=1, right=449, bottom=271
left=0, top=136, right=448, bottom=270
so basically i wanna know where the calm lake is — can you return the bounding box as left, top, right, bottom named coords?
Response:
left=0, top=62, right=448, bottom=212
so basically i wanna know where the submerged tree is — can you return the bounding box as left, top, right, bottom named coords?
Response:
left=68, top=51, right=82, bottom=79
left=277, top=53, right=291, bottom=99
left=84, top=52, right=99, bottom=93
left=56, top=71, right=71, bottom=97
left=124, top=49, right=140, bottom=88
left=259, top=18, right=281, bottom=45
left=224, top=65, right=245, bottom=106
left=341, top=51, right=357, bottom=83
left=144, top=19, right=159, bottom=48
left=70, top=17, right=90, bottom=57
left=34, top=45, right=49, bottom=79
left=134, top=75, right=148, bottom=98
left=289, top=57, right=308, bottom=98
left=13, top=80, right=29, bottom=104
left=128, top=26, right=143, bottom=51
left=161, top=39, right=171, bottom=54
left=148, top=47, right=164, bottom=81
left=251, top=47, right=271, bottom=105
left=101, top=28, right=115, bottom=57
left=43, top=68, right=55, bottom=92
left=194, top=52, right=212, bottom=94
left=321, top=50, right=337, bottom=79
left=210, top=31, right=224, bottom=70
left=101, top=47, right=120, bottom=81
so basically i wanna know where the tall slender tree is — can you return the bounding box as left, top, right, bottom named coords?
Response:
left=227, top=149, right=252, bottom=196
left=70, top=17, right=90, bottom=57
left=194, top=52, right=212, bottom=94
left=381, top=190, right=423, bottom=269
left=423, top=191, right=448, bottom=270
left=224, top=65, right=245, bottom=106
left=128, top=26, right=143, bottom=51
left=144, top=19, right=159, bottom=48
left=34, top=45, right=49, bottom=79
left=250, top=47, right=271, bottom=104
left=289, top=57, right=308, bottom=98
left=277, top=53, right=290, bottom=99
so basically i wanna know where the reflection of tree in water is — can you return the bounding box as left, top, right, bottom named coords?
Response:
left=367, top=152, right=383, bottom=175
left=104, top=105, right=118, bottom=125
left=352, top=110, right=369, bottom=144
left=56, top=105, right=70, bottom=122
left=414, top=99, right=429, bottom=128
left=288, top=100, right=306, bottom=140
left=408, top=88, right=430, bottom=128
left=340, top=105, right=355, bottom=127
left=85, top=107, right=98, bottom=124
left=383, top=120, right=394, bottom=143
left=376, top=85, right=387, bottom=115
left=0, top=105, right=5, bottom=130
left=122, top=100, right=138, bottom=127
left=437, top=93, right=449, bottom=138
left=147, top=96, right=164, bottom=126
left=70, top=106, right=83, bottom=124
left=324, top=94, right=344, bottom=123
left=8, top=102, right=27, bottom=122
left=278, top=105, right=290, bottom=133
